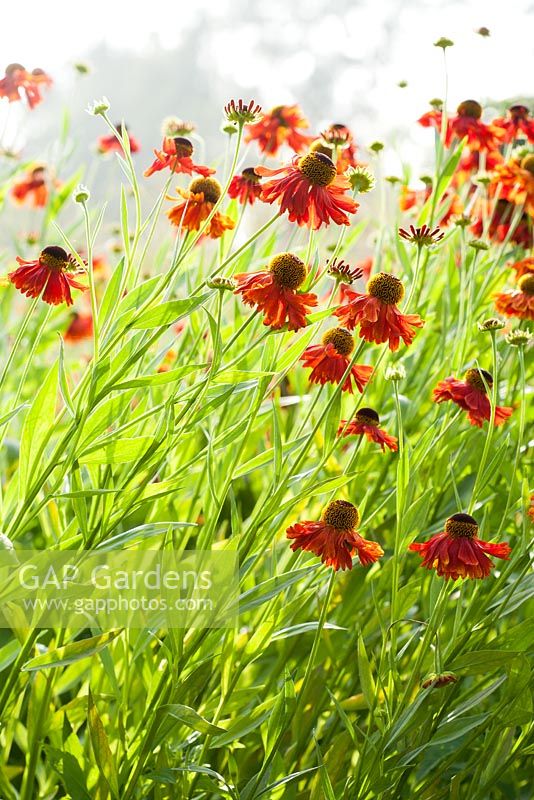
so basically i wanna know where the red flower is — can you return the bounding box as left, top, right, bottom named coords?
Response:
left=432, top=368, right=513, bottom=428
left=509, top=256, right=534, bottom=279
left=65, top=311, right=93, bottom=342
left=300, top=327, right=373, bottom=394
left=494, top=273, right=534, bottom=320
left=528, top=496, right=534, bottom=525
left=0, top=63, right=51, bottom=108
left=245, top=104, right=313, bottom=156
left=320, top=123, right=358, bottom=171
left=287, top=500, right=384, bottom=571
left=492, top=105, right=534, bottom=144
left=98, top=124, right=140, bottom=155
left=334, top=272, right=424, bottom=351
left=453, top=149, right=503, bottom=187
left=234, top=252, right=317, bottom=331
left=256, top=152, right=358, bottom=230
left=409, top=513, right=511, bottom=580
left=11, top=166, right=48, bottom=207
left=167, top=177, right=235, bottom=239
left=471, top=199, right=533, bottom=248
left=338, top=407, right=398, bottom=452
left=419, top=100, right=504, bottom=151
left=144, top=136, right=213, bottom=178
left=489, top=155, right=534, bottom=217
left=228, top=167, right=262, bottom=205
left=9, top=246, right=87, bottom=306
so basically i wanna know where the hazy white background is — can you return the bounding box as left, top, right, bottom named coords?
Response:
left=1, top=0, right=532, bottom=186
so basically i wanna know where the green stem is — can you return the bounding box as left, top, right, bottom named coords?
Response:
left=468, top=331, right=498, bottom=514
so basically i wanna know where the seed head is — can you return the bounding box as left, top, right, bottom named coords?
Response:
left=399, top=224, right=444, bottom=247
left=224, top=99, right=262, bottom=125
left=478, top=317, right=505, bottom=332
left=322, top=500, right=360, bottom=530
left=298, top=152, right=337, bottom=187
left=506, top=329, right=532, bottom=347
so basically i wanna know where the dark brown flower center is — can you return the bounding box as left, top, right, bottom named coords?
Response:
left=367, top=272, right=404, bottom=305
left=298, top=152, right=337, bottom=187
left=509, top=105, right=529, bottom=120
left=520, top=154, right=534, bottom=176
left=322, top=500, right=360, bottom=530
left=6, top=63, right=25, bottom=75
left=39, top=246, right=69, bottom=271
left=189, top=177, right=221, bottom=204
left=464, top=368, right=493, bottom=392
left=242, top=167, right=260, bottom=184
left=445, top=513, right=479, bottom=539
left=457, top=100, right=482, bottom=119
left=518, top=273, right=534, bottom=295
left=269, top=252, right=307, bottom=290
left=322, top=327, right=354, bottom=356
left=355, top=407, right=380, bottom=426
left=309, top=139, right=335, bottom=159
left=173, top=137, right=193, bottom=158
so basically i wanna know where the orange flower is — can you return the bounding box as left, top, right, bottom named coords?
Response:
left=256, top=152, right=358, bottom=230
left=144, top=137, right=213, bottom=178
left=320, top=123, right=358, bottom=171
left=334, top=273, right=424, bottom=351
left=419, top=100, right=504, bottom=151
left=97, top=124, right=140, bottom=155
left=509, top=256, right=534, bottom=279
left=234, top=252, right=317, bottom=331
left=245, top=104, right=313, bottom=156
left=492, top=105, right=534, bottom=144
left=167, top=177, right=235, bottom=239
left=0, top=63, right=51, bottom=108
left=11, top=166, right=49, bottom=207
left=299, top=327, right=372, bottom=394
left=400, top=184, right=462, bottom=225
left=494, top=273, right=534, bottom=320
left=287, top=500, right=383, bottom=571
left=432, top=368, right=513, bottom=428
left=409, top=513, right=511, bottom=580
left=9, top=246, right=87, bottom=306
left=65, top=311, right=93, bottom=342
left=228, top=167, right=262, bottom=205
left=338, top=408, right=398, bottom=452
left=489, top=155, right=534, bottom=217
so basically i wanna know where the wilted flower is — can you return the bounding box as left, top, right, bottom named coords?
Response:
left=161, top=117, right=195, bottom=138
left=469, top=239, right=490, bottom=251
left=167, top=177, right=235, bottom=239
left=9, top=246, right=87, bottom=306
left=224, top=98, right=262, bottom=125
left=287, top=500, right=383, bottom=571
left=399, top=224, right=444, bottom=247
left=299, top=327, right=373, bottom=394
left=432, top=368, right=513, bottom=427
left=256, top=152, right=359, bottom=230
left=334, top=273, right=424, bottom=351
left=338, top=408, right=398, bottom=452
left=245, top=104, right=313, bottom=156
left=234, top=253, right=317, bottom=331
left=409, top=512, right=511, bottom=580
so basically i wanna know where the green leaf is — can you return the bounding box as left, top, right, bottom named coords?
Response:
left=22, top=630, right=122, bottom=671
left=357, top=632, right=376, bottom=709
left=162, top=704, right=226, bottom=735
left=87, top=690, right=119, bottom=799
left=130, top=296, right=209, bottom=329
left=447, top=649, right=519, bottom=675
left=80, top=436, right=153, bottom=464
left=18, top=360, right=59, bottom=489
